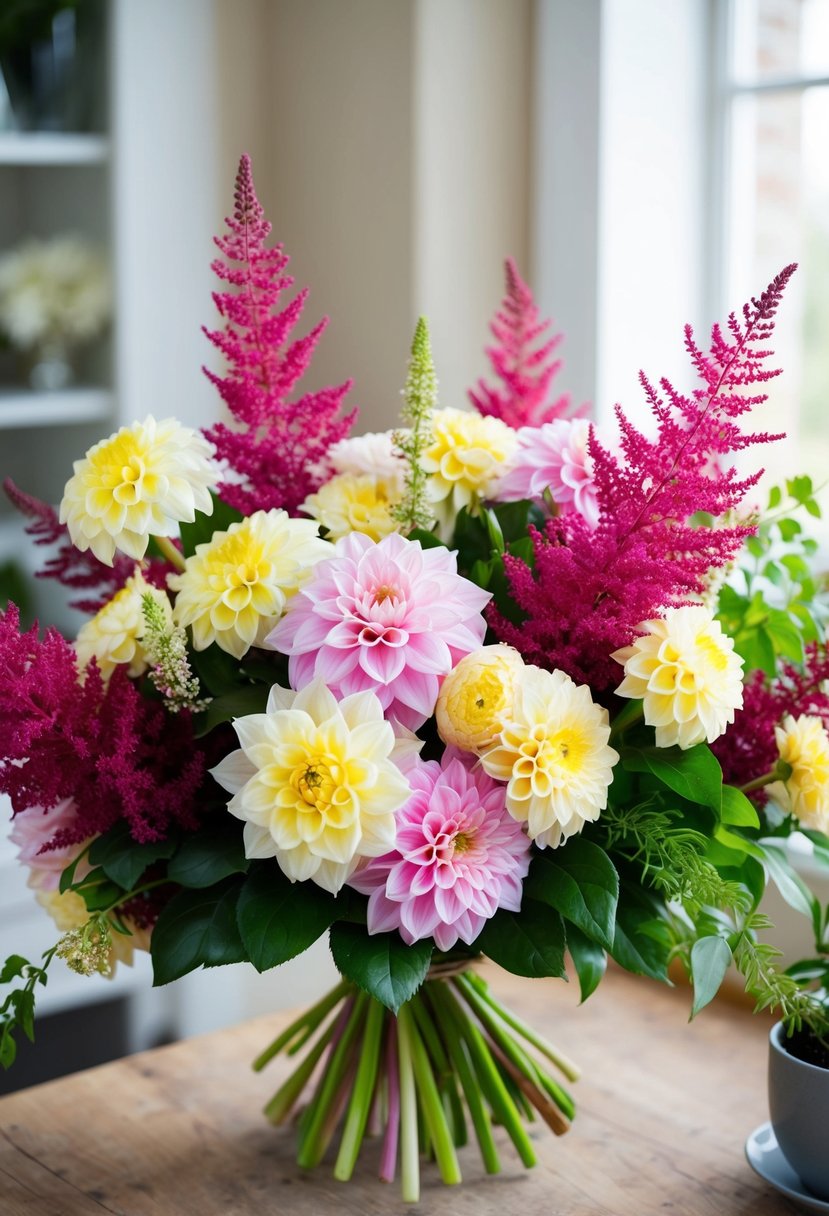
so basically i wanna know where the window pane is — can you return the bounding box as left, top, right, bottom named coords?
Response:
left=732, top=0, right=829, bottom=83
left=727, top=84, right=829, bottom=490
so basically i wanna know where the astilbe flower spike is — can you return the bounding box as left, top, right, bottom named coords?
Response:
left=203, top=154, right=356, bottom=515
left=0, top=603, right=205, bottom=845
left=492, top=264, right=796, bottom=690
left=3, top=478, right=170, bottom=613
left=469, top=257, right=572, bottom=429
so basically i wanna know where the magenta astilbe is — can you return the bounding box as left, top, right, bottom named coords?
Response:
left=203, top=154, right=356, bottom=515
left=3, top=479, right=170, bottom=613
left=469, top=257, right=572, bottom=429
left=492, top=265, right=796, bottom=689
left=713, top=646, right=829, bottom=795
left=0, top=604, right=205, bottom=845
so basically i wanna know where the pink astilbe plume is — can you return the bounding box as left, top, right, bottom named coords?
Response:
left=0, top=604, right=205, bottom=845
left=713, top=646, right=829, bottom=797
left=469, top=257, right=573, bottom=429
left=492, top=264, right=796, bottom=689
left=203, top=154, right=356, bottom=515
left=3, top=479, right=170, bottom=613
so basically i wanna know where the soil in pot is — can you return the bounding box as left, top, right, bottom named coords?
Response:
left=782, top=1025, right=829, bottom=1070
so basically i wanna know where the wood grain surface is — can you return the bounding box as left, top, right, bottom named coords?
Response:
left=0, top=966, right=790, bottom=1215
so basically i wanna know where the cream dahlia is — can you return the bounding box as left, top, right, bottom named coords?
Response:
left=301, top=472, right=401, bottom=542
left=481, top=666, right=618, bottom=848
left=210, top=680, right=412, bottom=893
left=75, top=568, right=171, bottom=680
left=170, top=509, right=330, bottom=658
left=422, top=407, right=517, bottom=535
left=613, top=605, right=745, bottom=749
left=767, top=714, right=829, bottom=834
left=60, top=416, right=218, bottom=565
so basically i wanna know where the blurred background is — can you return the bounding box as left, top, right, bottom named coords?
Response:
left=1, top=0, right=828, bottom=1090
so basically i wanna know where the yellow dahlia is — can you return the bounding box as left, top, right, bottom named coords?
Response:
left=481, top=665, right=618, bottom=848
left=75, top=568, right=171, bottom=680
left=423, top=407, right=517, bottom=535
left=170, top=509, right=329, bottom=658
left=210, top=679, right=412, bottom=893
left=613, top=605, right=744, bottom=749
left=436, top=645, right=526, bottom=754
left=60, top=416, right=218, bottom=565
left=767, top=714, right=829, bottom=834
left=301, top=472, right=402, bottom=542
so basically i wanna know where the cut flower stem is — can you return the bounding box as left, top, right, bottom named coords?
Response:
left=253, top=969, right=575, bottom=1200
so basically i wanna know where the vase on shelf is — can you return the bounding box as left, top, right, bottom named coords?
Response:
left=26, top=338, right=73, bottom=391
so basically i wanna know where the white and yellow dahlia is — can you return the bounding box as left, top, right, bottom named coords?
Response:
left=481, top=665, right=618, bottom=848
left=423, top=407, right=517, bottom=534
left=613, top=605, right=744, bottom=750
left=60, top=416, right=218, bottom=565
left=170, top=509, right=329, bottom=658
left=436, top=645, right=526, bottom=754
left=210, top=680, right=412, bottom=893
left=75, top=568, right=171, bottom=680
left=767, top=714, right=829, bottom=834
left=301, top=472, right=401, bottom=542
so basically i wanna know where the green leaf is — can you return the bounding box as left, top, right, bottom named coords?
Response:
left=190, top=644, right=248, bottom=697
left=14, top=989, right=35, bottom=1042
left=788, top=475, right=813, bottom=503
left=0, top=955, right=28, bottom=984
left=408, top=527, right=446, bottom=550
left=778, top=517, right=802, bottom=542
left=746, top=535, right=764, bottom=558
left=690, top=936, right=732, bottom=1017
left=760, top=841, right=821, bottom=937
left=329, top=923, right=432, bottom=1013
left=766, top=609, right=804, bottom=663
left=624, top=744, right=723, bottom=812
left=179, top=492, right=244, bottom=558
left=610, top=886, right=670, bottom=982
left=88, top=822, right=178, bottom=892
left=236, top=864, right=337, bottom=972
left=525, top=839, right=619, bottom=951
left=193, top=685, right=270, bottom=738
left=475, top=900, right=567, bottom=979
left=492, top=499, right=534, bottom=543
left=805, top=498, right=821, bottom=519
left=0, top=1031, right=17, bottom=1069
left=483, top=508, right=505, bottom=555
left=151, top=879, right=247, bottom=985
left=566, top=924, right=607, bottom=1002
left=720, top=785, right=760, bottom=829
left=166, top=819, right=249, bottom=888
left=767, top=485, right=782, bottom=511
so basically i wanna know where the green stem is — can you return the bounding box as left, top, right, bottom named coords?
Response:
left=427, top=983, right=500, bottom=1174
left=297, top=993, right=368, bottom=1169
left=400, top=1004, right=461, bottom=1186
left=103, top=877, right=171, bottom=915
left=263, top=1017, right=339, bottom=1124
left=609, top=698, right=645, bottom=739
left=439, top=983, right=536, bottom=1168
left=397, top=1008, right=420, bottom=1204
left=253, top=980, right=349, bottom=1072
left=463, top=972, right=580, bottom=1081
left=741, top=769, right=779, bottom=795
left=152, top=534, right=186, bottom=572
left=334, top=999, right=385, bottom=1182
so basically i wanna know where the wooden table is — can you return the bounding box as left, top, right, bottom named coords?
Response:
left=0, top=966, right=791, bottom=1215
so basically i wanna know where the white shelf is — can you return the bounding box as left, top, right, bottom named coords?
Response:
left=0, top=387, right=113, bottom=429
left=0, top=133, right=109, bottom=167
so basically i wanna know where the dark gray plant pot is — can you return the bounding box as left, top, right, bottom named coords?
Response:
left=768, top=1021, right=829, bottom=1200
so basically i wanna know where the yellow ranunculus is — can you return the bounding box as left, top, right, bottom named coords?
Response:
left=436, top=645, right=525, bottom=754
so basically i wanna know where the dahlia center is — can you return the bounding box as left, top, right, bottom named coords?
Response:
left=112, top=453, right=146, bottom=504
left=295, top=760, right=336, bottom=810
left=372, top=584, right=399, bottom=605
left=453, top=830, right=474, bottom=855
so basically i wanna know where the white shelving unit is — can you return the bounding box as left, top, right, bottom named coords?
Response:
left=0, top=133, right=109, bottom=166
left=0, top=387, right=112, bottom=429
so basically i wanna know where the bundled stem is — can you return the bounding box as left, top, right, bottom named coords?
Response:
left=254, top=970, right=578, bottom=1201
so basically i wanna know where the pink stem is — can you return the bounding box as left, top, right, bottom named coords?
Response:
left=379, top=1019, right=401, bottom=1183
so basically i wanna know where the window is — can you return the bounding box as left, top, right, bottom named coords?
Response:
left=716, top=0, right=829, bottom=492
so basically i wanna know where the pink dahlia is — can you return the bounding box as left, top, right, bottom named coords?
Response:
left=9, top=797, right=87, bottom=892
left=494, top=417, right=599, bottom=527
left=267, top=532, right=490, bottom=730
left=348, top=756, right=531, bottom=950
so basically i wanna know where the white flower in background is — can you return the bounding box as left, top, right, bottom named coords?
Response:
left=325, top=430, right=408, bottom=490
left=613, top=605, right=745, bottom=749
left=60, top=416, right=218, bottom=565
left=481, top=665, right=618, bottom=849
left=0, top=236, right=111, bottom=350
left=422, top=407, right=517, bottom=535
left=210, top=680, right=412, bottom=893
left=767, top=714, right=829, bottom=834
left=75, top=567, right=172, bottom=680
left=171, top=509, right=330, bottom=658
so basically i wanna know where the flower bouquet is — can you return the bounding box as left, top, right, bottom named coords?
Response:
left=2, top=155, right=829, bottom=1202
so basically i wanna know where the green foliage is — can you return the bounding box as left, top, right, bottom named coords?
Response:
left=166, top=818, right=249, bottom=888
left=237, top=863, right=338, bottom=972
left=689, top=936, right=733, bottom=1017
left=87, top=821, right=178, bottom=891
left=178, top=492, right=244, bottom=558
left=565, top=924, right=607, bottom=1002
left=193, top=684, right=270, bottom=738
left=0, top=948, right=55, bottom=1070
left=717, top=477, right=827, bottom=675
left=151, top=878, right=247, bottom=986
left=608, top=882, right=671, bottom=982
left=329, top=922, right=432, bottom=1013
left=622, top=743, right=723, bottom=811
left=474, top=900, right=567, bottom=979
left=525, top=838, right=618, bottom=952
